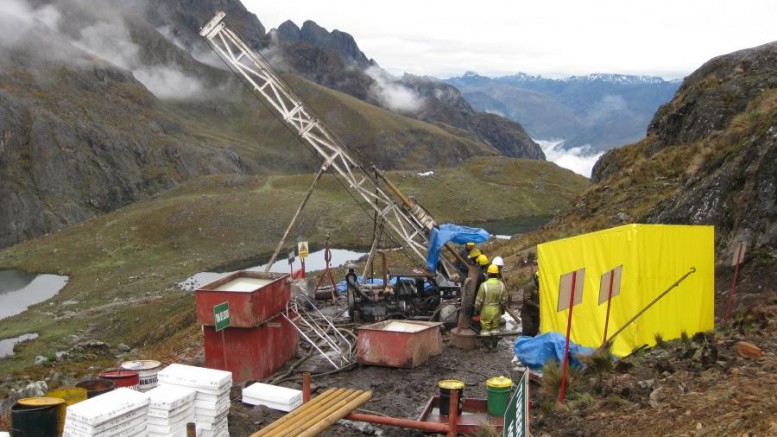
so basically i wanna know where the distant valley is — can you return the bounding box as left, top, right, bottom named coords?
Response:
left=444, top=72, right=681, bottom=175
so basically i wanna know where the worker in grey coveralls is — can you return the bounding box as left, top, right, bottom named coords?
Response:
left=474, top=264, right=508, bottom=350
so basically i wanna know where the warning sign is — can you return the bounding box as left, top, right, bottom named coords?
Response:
left=298, top=241, right=309, bottom=258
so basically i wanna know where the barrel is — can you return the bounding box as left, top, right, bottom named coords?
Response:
left=437, top=379, right=464, bottom=416
left=43, top=389, right=87, bottom=436
left=120, top=360, right=161, bottom=392
left=11, top=397, right=64, bottom=437
left=98, top=369, right=140, bottom=390
left=75, top=379, right=115, bottom=398
left=486, top=376, right=513, bottom=416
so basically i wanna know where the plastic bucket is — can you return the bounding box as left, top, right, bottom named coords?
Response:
left=437, top=379, right=464, bottom=416
left=486, top=376, right=513, bottom=416
left=75, top=379, right=115, bottom=398
left=11, top=398, right=63, bottom=437
left=98, top=369, right=140, bottom=390
left=120, top=360, right=161, bottom=392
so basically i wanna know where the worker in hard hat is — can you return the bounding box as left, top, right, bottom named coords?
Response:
left=468, top=248, right=481, bottom=265
left=456, top=242, right=476, bottom=274
left=474, top=263, right=508, bottom=351
left=492, top=256, right=504, bottom=279
left=521, top=262, right=540, bottom=336
left=475, top=253, right=490, bottom=292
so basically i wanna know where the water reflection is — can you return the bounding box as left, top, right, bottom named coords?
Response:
left=0, top=333, right=38, bottom=358
left=0, top=270, right=69, bottom=320
left=179, top=248, right=367, bottom=291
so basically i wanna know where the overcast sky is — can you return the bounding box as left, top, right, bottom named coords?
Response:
left=243, top=0, right=776, bottom=80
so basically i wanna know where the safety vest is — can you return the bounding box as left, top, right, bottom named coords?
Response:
left=477, top=278, right=506, bottom=306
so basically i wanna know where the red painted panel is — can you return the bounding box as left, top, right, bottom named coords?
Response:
left=196, top=271, right=290, bottom=327
left=203, top=314, right=298, bottom=383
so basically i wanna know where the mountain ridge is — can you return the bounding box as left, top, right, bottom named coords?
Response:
left=445, top=71, right=681, bottom=152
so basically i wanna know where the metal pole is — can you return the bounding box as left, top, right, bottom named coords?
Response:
left=303, top=372, right=311, bottom=403
left=725, top=244, right=745, bottom=322
left=265, top=166, right=327, bottom=271
left=558, top=270, right=578, bottom=404
left=602, top=271, right=615, bottom=346
left=602, top=267, right=696, bottom=348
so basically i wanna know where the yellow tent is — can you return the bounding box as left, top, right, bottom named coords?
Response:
left=536, top=224, right=714, bottom=357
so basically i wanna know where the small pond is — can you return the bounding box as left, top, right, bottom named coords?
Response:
left=0, top=333, right=39, bottom=358
left=0, top=269, right=69, bottom=320
left=179, top=248, right=368, bottom=291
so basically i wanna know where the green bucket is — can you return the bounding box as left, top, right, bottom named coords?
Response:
left=486, top=376, right=512, bottom=416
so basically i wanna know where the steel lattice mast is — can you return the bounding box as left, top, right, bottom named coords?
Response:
left=200, top=11, right=438, bottom=267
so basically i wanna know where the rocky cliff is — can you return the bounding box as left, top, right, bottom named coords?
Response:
left=572, top=42, right=777, bottom=257
left=0, top=0, right=543, bottom=249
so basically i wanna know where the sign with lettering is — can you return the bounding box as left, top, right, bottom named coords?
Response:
left=503, top=371, right=529, bottom=437
left=214, top=302, right=230, bottom=331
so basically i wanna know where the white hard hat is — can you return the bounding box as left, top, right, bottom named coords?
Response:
left=492, top=256, right=504, bottom=267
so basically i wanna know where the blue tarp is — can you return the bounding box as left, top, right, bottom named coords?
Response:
left=426, top=223, right=490, bottom=272
left=513, top=332, right=595, bottom=371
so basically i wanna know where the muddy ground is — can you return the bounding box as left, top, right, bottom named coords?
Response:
left=223, top=258, right=777, bottom=437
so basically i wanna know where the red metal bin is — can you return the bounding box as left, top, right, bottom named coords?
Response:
left=196, top=270, right=289, bottom=328
left=357, top=320, right=443, bottom=368
left=203, top=314, right=298, bottom=383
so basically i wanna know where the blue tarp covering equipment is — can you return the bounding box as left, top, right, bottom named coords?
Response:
left=513, top=332, right=595, bottom=371
left=426, top=223, right=490, bottom=272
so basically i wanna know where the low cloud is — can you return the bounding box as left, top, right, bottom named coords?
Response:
left=74, top=21, right=140, bottom=70
left=586, top=94, right=631, bottom=124
left=365, top=66, right=424, bottom=114
left=1, top=0, right=60, bottom=48
left=536, top=139, right=603, bottom=178
left=132, top=66, right=205, bottom=100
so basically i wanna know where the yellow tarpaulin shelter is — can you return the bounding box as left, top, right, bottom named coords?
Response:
left=536, top=224, right=714, bottom=357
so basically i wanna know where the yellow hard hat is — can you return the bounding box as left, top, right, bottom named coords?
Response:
left=487, top=264, right=499, bottom=274
left=466, top=242, right=475, bottom=249
left=469, top=248, right=481, bottom=259
left=477, top=254, right=489, bottom=266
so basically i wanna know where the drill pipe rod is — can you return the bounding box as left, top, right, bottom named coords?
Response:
left=248, top=388, right=341, bottom=437
left=263, top=389, right=359, bottom=437
left=279, top=389, right=362, bottom=437
left=296, top=391, right=373, bottom=437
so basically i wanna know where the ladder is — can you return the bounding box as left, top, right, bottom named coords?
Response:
left=283, top=294, right=354, bottom=370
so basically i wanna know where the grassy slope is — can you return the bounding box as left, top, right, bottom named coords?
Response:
left=0, top=156, right=587, bottom=379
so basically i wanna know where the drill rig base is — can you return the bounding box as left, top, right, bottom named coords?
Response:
left=449, top=327, right=479, bottom=350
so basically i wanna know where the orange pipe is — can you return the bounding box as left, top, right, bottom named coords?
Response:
left=346, top=413, right=449, bottom=433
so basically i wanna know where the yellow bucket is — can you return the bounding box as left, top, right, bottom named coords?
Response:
left=45, top=387, right=87, bottom=405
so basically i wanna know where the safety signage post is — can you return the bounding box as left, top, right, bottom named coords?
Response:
left=298, top=241, right=309, bottom=277
left=214, top=302, right=230, bottom=370
left=503, top=370, right=530, bottom=437
left=598, top=265, right=623, bottom=347
left=725, top=241, right=746, bottom=322
left=557, top=268, right=585, bottom=403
